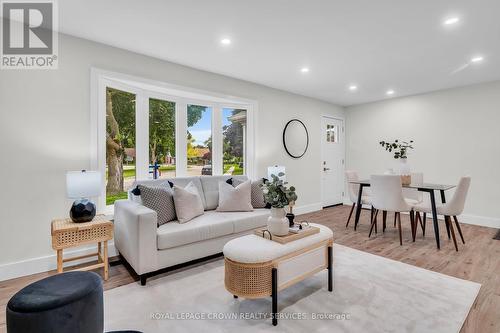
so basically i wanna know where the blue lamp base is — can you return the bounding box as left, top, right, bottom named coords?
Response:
left=70, top=199, right=96, bottom=223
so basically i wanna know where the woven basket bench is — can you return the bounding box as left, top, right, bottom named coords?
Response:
left=223, top=223, right=333, bottom=326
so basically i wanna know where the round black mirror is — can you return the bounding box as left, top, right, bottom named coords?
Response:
left=283, top=119, right=309, bottom=158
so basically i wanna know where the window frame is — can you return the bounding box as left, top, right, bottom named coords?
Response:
left=91, top=68, right=256, bottom=213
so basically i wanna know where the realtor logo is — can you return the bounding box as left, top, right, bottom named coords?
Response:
left=1, top=0, right=58, bottom=69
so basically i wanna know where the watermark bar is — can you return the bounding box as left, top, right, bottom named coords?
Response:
left=149, top=311, right=351, bottom=321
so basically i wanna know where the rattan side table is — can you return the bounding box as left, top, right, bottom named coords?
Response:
left=51, top=215, right=113, bottom=280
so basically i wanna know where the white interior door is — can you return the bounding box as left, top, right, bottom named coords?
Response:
left=321, top=116, right=344, bottom=207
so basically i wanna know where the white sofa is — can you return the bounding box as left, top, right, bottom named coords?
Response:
left=114, top=175, right=270, bottom=285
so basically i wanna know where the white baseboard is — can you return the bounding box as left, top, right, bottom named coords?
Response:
left=342, top=200, right=372, bottom=210
left=341, top=200, right=500, bottom=229
left=0, top=242, right=118, bottom=282
left=294, top=202, right=324, bottom=215
left=459, top=214, right=500, bottom=229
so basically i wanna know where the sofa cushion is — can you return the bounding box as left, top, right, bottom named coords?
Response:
left=172, top=182, right=205, bottom=223
left=200, top=175, right=248, bottom=210
left=219, top=209, right=270, bottom=233
left=157, top=211, right=235, bottom=250
left=137, top=185, right=176, bottom=226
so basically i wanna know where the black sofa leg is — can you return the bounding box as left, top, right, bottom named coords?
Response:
left=140, top=274, right=147, bottom=286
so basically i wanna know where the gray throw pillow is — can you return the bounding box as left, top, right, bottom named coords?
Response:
left=138, top=185, right=176, bottom=227
left=232, top=178, right=268, bottom=208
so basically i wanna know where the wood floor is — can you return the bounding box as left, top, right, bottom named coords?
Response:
left=1, top=205, right=499, bottom=333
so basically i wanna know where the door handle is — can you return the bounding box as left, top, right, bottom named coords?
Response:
left=323, top=167, right=330, bottom=171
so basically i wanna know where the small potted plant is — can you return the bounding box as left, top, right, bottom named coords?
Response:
left=379, top=139, right=414, bottom=185
left=261, top=173, right=298, bottom=236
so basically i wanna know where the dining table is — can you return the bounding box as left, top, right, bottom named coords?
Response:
left=349, top=180, right=456, bottom=249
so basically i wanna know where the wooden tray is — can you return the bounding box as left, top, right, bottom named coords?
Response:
left=254, top=226, right=320, bottom=244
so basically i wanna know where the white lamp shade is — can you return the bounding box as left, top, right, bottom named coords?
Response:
left=267, top=165, right=286, bottom=182
left=66, top=171, right=102, bottom=199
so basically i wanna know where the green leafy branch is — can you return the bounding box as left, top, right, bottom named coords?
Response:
left=379, top=139, right=414, bottom=159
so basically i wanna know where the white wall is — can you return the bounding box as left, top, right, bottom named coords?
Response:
left=0, top=32, right=344, bottom=280
left=345, top=81, right=500, bottom=226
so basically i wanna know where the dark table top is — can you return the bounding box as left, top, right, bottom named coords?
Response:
left=350, top=180, right=456, bottom=191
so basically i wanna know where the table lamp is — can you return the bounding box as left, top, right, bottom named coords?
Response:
left=66, top=170, right=101, bottom=223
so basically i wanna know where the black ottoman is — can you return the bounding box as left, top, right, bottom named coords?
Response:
left=6, top=271, right=103, bottom=333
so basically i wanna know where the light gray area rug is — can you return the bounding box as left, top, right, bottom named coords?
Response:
left=104, top=244, right=480, bottom=333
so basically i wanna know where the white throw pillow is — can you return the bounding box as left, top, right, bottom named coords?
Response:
left=172, top=181, right=204, bottom=223
left=217, top=180, right=253, bottom=212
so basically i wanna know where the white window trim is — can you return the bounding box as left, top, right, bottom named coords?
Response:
left=90, top=68, right=257, bottom=213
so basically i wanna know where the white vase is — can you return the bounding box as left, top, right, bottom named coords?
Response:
left=267, top=207, right=289, bottom=236
left=399, top=158, right=411, bottom=185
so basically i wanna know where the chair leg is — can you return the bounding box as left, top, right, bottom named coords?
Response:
left=422, top=213, right=427, bottom=237
left=416, top=212, right=421, bottom=234
left=369, top=209, right=379, bottom=238
left=394, top=212, right=397, bottom=227
left=397, top=212, right=403, bottom=246
left=410, top=210, right=416, bottom=242
left=383, top=211, right=387, bottom=232
left=445, top=217, right=451, bottom=239
left=453, top=216, right=465, bottom=244
left=416, top=212, right=423, bottom=236
left=370, top=206, right=379, bottom=233
left=346, top=203, right=356, bottom=228
left=446, top=216, right=458, bottom=251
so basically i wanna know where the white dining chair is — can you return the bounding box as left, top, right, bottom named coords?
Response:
left=403, top=172, right=424, bottom=204
left=402, top=172, right=426, bottom=233
left=369, top=175, right=415, bottom=245
left=345, top=170, right=372, bottom=228
left=413, top=177, right=470, bottom=251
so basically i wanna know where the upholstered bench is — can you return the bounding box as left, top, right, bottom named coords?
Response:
left=223, top=223, right=334, bottom=326
left=7, top=271, right=103, bottom=333
left=7, top=271, right=143, bottom=333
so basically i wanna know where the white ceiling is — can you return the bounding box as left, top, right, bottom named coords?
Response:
left=57, top=0, right=500, bottom=106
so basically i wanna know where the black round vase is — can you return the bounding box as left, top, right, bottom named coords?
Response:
left=70, top=199, right=96, bottom=223
left=286, top=213, right=295, bottom=227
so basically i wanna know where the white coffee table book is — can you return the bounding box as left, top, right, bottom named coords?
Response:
left=223, top=223, right=334, bottom=326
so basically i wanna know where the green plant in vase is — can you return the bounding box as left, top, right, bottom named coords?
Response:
left=379, top=139, right=415, bottom=185
left=261, top=173, right=298, bottom=235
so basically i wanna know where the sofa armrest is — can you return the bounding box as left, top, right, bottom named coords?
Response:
left=114, top=200, right=158, bottom=275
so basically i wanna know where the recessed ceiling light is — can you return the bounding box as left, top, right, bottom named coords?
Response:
left=220, top=38, right=231, bottom=45
left=300, top=67, right=310, bottom=73
left=470, top=56, right=484, bottom=63
left=443, top=17, right=460, bottom=26
left=349, top=85, right=358, bottom=91
left=386, top=90, right=395, bottom=96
